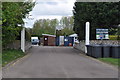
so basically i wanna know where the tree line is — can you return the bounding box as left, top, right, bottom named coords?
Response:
left=31, top=16, right=74, bottom=37
left=73, top=2, right=120, bottom=40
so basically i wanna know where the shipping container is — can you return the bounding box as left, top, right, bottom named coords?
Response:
left=55, top=36, right=75, bottom=46
left=59, top=36, right=64, bottom=46
left=68, top=37, right=74, bottom=46
left=64, top=36, right=69, bottom=46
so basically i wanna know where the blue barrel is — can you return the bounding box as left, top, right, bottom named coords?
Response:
left=64, top=36, right=69, bottom=46
left=56, top=37, right=59, bottom=46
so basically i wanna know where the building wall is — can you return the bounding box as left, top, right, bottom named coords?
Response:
left=25, top=41, right=32, bottom=52
left=6, top=40, right=21, bottom=49
left=43, top=36, right=48, bottom=46
left=6, top=40, right=31, bottom=52
left=74, top=41, right=85, bottom=53
left=90, top=40, right=119, bottom=45
left=48, top=36, right=55, bottom=46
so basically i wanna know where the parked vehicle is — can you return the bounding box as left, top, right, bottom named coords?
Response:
left=31, top=37, right=39, bottom=45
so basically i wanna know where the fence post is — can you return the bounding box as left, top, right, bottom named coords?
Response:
left=21, top=28, right=25, bottom=52
left=85, top=22, right=90, bottom=53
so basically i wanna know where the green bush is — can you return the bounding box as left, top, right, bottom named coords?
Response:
left=109, top=35, right=118, bottom=40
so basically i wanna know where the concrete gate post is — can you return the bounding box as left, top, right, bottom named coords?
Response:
left=85, top=22, right=90, bottom=53
left=21, top=28, right=25, bottom=52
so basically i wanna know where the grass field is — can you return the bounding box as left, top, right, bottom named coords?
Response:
left=98, top=58, right=120, bottom=66
left=2, top=49, right=26, bottom=67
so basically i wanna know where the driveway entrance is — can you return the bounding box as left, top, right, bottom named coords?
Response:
left=3, top=46, right=118, bottom=78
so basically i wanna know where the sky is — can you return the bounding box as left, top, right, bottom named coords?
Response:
left=23, top=0, right=76, bottom=28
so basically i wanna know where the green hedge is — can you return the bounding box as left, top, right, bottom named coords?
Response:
left=109, top=35, right=119, bottom=40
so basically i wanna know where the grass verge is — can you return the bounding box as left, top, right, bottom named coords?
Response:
left=2, top=49, right=26, bottom=67
left=98, top=58, right=120, bottom=67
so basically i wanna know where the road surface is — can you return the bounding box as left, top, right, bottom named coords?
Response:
left=2, top=46, right=118, bottom=78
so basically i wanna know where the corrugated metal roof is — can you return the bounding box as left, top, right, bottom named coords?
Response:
left=69, top=33, right=78, bottom=37
left=42, top=34, right=56, bottom=37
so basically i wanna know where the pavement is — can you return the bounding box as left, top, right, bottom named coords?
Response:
left=2, top=46, right=118, bottom=78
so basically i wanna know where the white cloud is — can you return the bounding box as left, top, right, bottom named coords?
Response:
left=24, top=0, right=76, bottom=28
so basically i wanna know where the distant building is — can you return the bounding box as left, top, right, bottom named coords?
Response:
left=42, top=34, right=56, bottom=46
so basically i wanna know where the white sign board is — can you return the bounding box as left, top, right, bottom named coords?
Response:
left=96, top=29, right=109, bottom=39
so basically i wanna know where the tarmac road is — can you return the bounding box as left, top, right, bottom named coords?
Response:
left=2, top=46, right=118, bottom=78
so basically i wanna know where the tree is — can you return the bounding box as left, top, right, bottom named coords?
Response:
left=2, top=2, right=35, bottom=48
left=56, top=16, right=74, bottom=36
left=32, top=19, right=59, bottom=37
left=73, top=2, right=120, bottom=40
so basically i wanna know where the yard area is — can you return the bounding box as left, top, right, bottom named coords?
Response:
left=98, top=58, right=120, bottom=67
left=2, top=49, right=120, bottom=67
left=2, top=49, right=26, bottom=67
left=3, top=46, right=118, bottom=78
